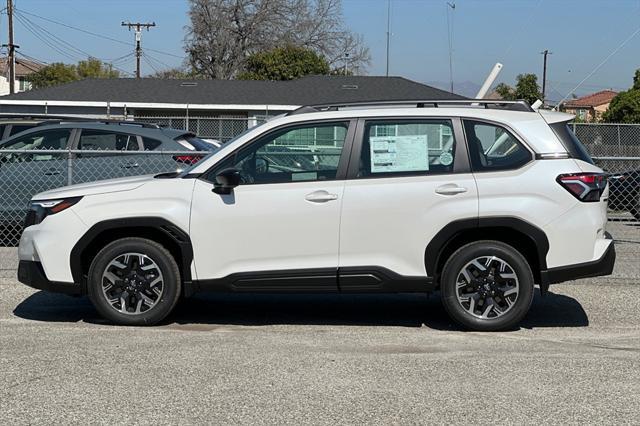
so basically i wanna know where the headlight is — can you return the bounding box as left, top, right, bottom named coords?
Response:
left=25, top=197, right=83, bottom=228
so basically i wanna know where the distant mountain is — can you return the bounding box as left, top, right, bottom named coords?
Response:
left=427, top=81, right=481, bottom=98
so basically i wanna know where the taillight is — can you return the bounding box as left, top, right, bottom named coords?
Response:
left=557, top=173, right=607, bottom=202
left=173, top=155, right=202, bottom=165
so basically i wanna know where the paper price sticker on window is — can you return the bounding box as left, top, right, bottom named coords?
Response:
left=370, top=135, right=429, bottom=173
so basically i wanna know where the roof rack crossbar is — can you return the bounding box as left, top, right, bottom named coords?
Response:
left=287, top=99, right=534, bottom=115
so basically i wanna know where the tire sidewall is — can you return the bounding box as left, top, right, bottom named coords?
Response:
left=87, top=238, right=181, bottom=326
left=440, top=241, right=534, bottom=331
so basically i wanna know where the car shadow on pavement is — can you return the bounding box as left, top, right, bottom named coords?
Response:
left=13, top=288, right=588, bottom=330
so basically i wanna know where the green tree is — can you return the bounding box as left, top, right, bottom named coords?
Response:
left=602, top=70, right=640, bottom=123
left=29, top=58, right=120, bottom=89
left=493, top=74, right=542, bottom=105
left=29, top=63, right=78, bottom=89
left=494, top=82, right=516, bottom=100
left=238, top=45, right=330, bottom=81
left=76, top=58, right=119, bottom=79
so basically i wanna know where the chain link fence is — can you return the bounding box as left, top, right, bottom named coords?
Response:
left=135, top=116, right=266, bottom=143
left=0, top=150, right=209, bottom=246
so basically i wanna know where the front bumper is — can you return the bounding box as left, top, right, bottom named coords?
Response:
left=540, top=237, right=615, bottom=287
left=17, top=261, right=83, bottom=295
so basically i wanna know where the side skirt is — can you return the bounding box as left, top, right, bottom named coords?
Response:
left=190, top=267, right=434, bottom=294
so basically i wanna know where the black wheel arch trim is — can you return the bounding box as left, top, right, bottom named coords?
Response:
left=425, top=216, right=550, bottom=280
left=70, top=217, right=194, bottom=294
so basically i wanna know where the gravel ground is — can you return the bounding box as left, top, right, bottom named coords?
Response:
left=1, top=221, right=639, bottom=425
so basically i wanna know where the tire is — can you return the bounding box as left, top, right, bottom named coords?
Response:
left=87, top=237, right=182, bottom=326
left=440, top=240, right=534, bottom=331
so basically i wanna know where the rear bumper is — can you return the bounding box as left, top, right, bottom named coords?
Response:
left=17, top=260, right=83, bottom=295
left=540, top=237, right=615, bottom=287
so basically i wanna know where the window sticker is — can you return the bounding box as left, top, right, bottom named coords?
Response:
left=439, top=151, right=454, bottom=166
left=369, top=135, right=429, bottom=173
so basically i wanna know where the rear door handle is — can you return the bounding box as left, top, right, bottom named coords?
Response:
left=435, top=184, right=468, bottom=195
left=121, top=162, right=140, bottom=169
left=44, top=169, right=61, bottom=176
left=305, top=190, right=339, bottom=203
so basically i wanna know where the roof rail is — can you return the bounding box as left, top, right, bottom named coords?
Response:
left=287, top=99, right=534, bottom=115
left=37, top=119, right=160, bottom=128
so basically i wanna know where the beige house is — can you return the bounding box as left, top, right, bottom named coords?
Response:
left=0, top=57, right=45, bottom=96
left=561, top=90, right=618, bottom=122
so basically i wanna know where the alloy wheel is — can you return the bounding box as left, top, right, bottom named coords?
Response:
left=101, top=252, right=164, bottom=315
left=455, top=255, right=519, bottom=319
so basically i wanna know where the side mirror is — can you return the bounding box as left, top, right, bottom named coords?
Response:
left=213, top=168, right=241, bottom=195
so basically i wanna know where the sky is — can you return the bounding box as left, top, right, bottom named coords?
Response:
left=4, top=0, right=640, bottom=101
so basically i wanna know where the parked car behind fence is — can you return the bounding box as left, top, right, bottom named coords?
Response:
left=0, top=120, right=215, bottom=245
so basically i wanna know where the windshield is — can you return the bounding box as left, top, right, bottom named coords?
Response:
left=176, top=121, right=268, bottom=176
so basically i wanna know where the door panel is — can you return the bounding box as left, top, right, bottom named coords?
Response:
left=190, top=179, right=344, bottom=282
left=190, top=120, right=354, bottom=287
left=339, top=174, right=478, bottom=277
left=338, top=118, right=478, bottom=278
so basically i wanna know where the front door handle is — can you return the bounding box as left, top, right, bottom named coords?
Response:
left=44, top=169, right=61, bottom=176
left=435, top=184, right=468, bottom=195
left=305, top=190, right=339, bottom=203
left=121, top=162, right=140, bottom=169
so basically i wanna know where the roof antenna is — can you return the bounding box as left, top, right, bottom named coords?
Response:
left=476, top=62, right=503, bottom=99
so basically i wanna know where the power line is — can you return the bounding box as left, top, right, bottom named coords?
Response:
left=14, top=13, right=80, bottom=62
left=556, top=24, right=640, bottom=108
left=143, top=51, right=173, bottom=69
left=14, top=12, right=133, bottom=76
left=142, top=53, right=160, bottom=74
left=15, top=7, right=185, bottom=59
left=15, top=11, right=96, bottom=59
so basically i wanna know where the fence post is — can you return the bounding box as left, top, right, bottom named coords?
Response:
left=67, top=148, right=73, bottom=186
left=617, top=124, right=621, bottom=156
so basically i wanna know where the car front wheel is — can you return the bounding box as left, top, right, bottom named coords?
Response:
left=87, top=237, right=181, bottom=326
left=440, top=240, right=534, bottom=331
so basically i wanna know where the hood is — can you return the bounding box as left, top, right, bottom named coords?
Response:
left=33, top=174, right=154, bottom=200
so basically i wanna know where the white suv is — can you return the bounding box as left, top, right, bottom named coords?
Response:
left=17, top=100, right=615, bottom=331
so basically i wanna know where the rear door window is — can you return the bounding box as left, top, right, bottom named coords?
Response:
left=77, top=129, right=139, bottom=151
left=358, top=120, right=456, bottom=178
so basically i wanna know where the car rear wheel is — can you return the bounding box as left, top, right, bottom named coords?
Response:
left=440, top=240, right=534, bottom=331
left=87, top=237, right=181, bottom=326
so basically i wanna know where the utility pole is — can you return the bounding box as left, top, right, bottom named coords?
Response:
left=385, top=0, right=391, bottom=76
left=541, top=49, right=552, bottom=105
left=6, top=0, right=17, bottom=94
left=121, top=21, right=156, bottom=78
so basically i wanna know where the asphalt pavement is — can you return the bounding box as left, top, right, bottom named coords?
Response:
left=1, top=221, right=639, bottom=425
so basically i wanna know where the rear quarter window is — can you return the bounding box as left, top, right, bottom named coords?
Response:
left=549, top=123, right=594, bottom=165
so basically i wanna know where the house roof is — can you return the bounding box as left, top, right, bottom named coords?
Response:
left=0, top=75, right=465, bottom=106
left=563, top=90, right=618, bottom=108
left=0, top=57, right=45, bottom=76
